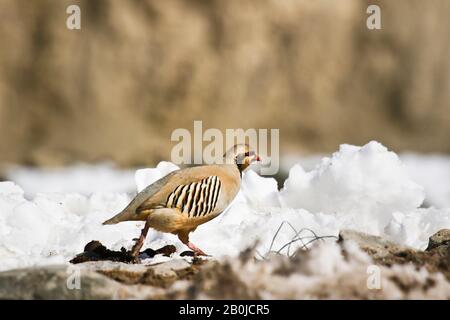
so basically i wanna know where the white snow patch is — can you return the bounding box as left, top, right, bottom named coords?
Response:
left=279, top=141, right=425, bottom=234
left=400, top=153, right=450, bottom=208
left=5, top=163, right=136, bottom=197
left=282, top=151, right=450, bottom=209
left=135, top=161, right=180, bottom=192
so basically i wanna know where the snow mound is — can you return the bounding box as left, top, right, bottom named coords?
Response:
left=280, top=141, right=425, bottom=234
left=0, top=141, right=448, bottom=271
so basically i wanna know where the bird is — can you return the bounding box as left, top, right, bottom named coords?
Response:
left=103, top=144, right=260, bottom=261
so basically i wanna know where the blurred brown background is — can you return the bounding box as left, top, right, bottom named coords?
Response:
left=0, top=0, right=449, bottom=167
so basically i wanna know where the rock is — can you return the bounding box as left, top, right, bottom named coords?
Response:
left=339, top=229, right=450, bottom=281
left=140, top=245, right=177, bottom=259
left=185, top=261, right=260, bottom=300
left=70, top=240, right=134, bottom=264
left=82, top=258, right=209, bottom=289
left=0, top=265, right=161, bottom=299
left=0, top=238, right=448, bottom=299
left=426, top=229, right=450, bottom=251
left=180, top=251, right=195, bottom=257
left=338, top=229, right=411, bottom=259
left=70, top=241, right=177, bottom=264
left=0, top=258, right=212, bottom=299
left=155, top=245, right=177, bottom=257
left=78, top=261, right=149, bottom=274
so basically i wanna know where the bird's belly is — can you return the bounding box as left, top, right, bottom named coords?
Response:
left=147, top=208, right=219, bottom=234
left=146, top=208, right=185, bottom=233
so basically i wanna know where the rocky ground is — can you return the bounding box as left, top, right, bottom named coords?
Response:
left=0, top=229, right=448, bottom=299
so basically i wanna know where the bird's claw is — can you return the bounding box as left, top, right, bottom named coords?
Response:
left=187, top=242, right=209, bottom=257
left=131, top=254, right=141, bottom=264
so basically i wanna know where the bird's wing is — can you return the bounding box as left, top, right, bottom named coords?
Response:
left=103, top=170, right=179, bottom=224
left=138, top=175, right=222, bottom=218
left=103, top=166, right=226, bottom=224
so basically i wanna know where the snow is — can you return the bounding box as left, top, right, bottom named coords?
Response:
left=280, top=142, right=425, bottom=234
left=0, top=141, right=449, bottom=271
left=400, top=153, right=450, bottom=208
left=135, top=161, right=180, bottom=193
left=5, top=163, right=136, bottom=198
left=282, top=150, right=450, bottom=209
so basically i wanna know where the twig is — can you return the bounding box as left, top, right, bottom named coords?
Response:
left=264, top=221, right=338, bottom=259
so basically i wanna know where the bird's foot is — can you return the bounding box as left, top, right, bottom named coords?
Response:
left=131, top=255, right=141, bottom=264
left=129, top=248, right=141, bottom=264
left=130, top=241, right=144, bottom=263
left=187, top=242, right=209, bottom=256
left=129, top=219, right=151, bottom=264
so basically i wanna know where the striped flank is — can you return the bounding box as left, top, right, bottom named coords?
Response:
left=166, top=176, right=222, bottom=217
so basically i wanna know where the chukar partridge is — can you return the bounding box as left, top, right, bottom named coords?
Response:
left=103, top=144, right=260, bottom=260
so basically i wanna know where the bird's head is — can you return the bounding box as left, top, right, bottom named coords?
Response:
left=224, top=144, right=261, bottom=172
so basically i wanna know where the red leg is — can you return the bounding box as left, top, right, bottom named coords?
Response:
left=178, top=232, right=209, bottom=256
left=187, top=242, right=208, bottom=256
left=130, top=219, right=151, bottom=262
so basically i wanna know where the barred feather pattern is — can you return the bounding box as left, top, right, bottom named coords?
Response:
left=166, top=176, right=222, bottom=217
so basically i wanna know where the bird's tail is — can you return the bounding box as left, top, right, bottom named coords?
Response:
left=102, top=209, right=135, bottom=225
